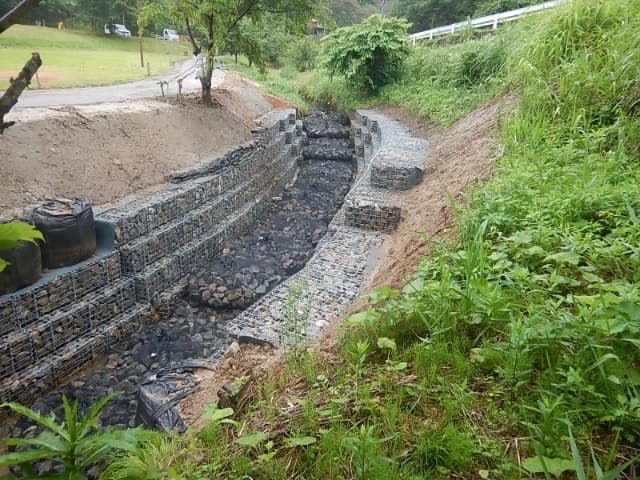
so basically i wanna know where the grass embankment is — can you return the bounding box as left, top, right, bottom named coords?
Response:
left=102, top=1, right=640, bottom=478
left=0, top=25, right=188, bottom=89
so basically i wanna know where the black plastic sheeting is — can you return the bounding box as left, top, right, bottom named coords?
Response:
left=135, top=361, right=215, bottom=433
left=31, top=198, right=97, bottom=268
left=0, top=240, right=42, bottom=295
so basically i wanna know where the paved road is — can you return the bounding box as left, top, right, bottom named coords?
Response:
left=4, top=59, right=224, bottom=109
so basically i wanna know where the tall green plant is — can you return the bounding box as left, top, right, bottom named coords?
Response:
left=0, top=392, right=155, bottom=479
left=322, top=14, right=411, bottom=93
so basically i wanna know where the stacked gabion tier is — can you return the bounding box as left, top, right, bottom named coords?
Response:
left=0, top=109, right=303, bottom=409
left=226, top=108, right=429, bottom=347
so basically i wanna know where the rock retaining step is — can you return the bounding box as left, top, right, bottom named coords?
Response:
left=228, top=109, right=428, bottom=347
left=0, top=109, right=301, bottom=409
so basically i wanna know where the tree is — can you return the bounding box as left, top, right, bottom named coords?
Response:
left=328, top=0, right=377, bottom=27
left=473, top=0, right=538, bottom=17
left=171, top=0, right=325, bottom=105
left=1, top=1, right=43, bottom=133
left=322, top=14, right=410, bottom=93
left=392, top=0, right=475, bottom=32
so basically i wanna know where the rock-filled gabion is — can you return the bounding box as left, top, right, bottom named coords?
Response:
left=5, top=107, right=430, bottom=447
left=303, top=109, right=351, bottom=139
left=369, top=137, right=429, bottom=190
left=186, top=152, right=354, bottom=310
left=227, top=108, right=429, bottom=348
left=7, top=109, right=355, bottom=440
left=303, top=138, right=354, bottom=162
left=0, top=109, right=301, bottom=412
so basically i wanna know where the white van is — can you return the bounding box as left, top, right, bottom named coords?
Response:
left=104, top=23, right=131, bottom=37
left=161, top=28, right=179, bottom=41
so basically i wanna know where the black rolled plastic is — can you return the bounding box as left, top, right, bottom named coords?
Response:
left=31, top=198, right=97, bottom=269
left=0, top=240, right=43, bottom=295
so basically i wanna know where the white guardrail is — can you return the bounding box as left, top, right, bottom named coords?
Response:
left=409, top=0, right=566, bottom=44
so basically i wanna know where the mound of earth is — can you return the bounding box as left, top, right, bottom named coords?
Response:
left=0, top=75, right=287, bottom=218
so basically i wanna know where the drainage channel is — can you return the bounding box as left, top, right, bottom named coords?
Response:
left=7, top=109, right=356, bottom=452
left=5, top=107, right=430, bottom=478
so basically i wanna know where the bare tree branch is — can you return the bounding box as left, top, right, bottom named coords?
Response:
left=0, top=0, right=42, bottom=35
left=185, top=16, right=201, bottom=55
left=225, top=0, right=259, bottom=35
left=0, top=52, right=42, bottom=134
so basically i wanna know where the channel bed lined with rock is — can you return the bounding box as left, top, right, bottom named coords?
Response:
left=3, top=108, right=428, bottom=457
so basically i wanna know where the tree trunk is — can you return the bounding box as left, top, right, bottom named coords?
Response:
left=200, top=68, right=213, bottom=107
left=200, top=43, right=216, bottom=106
left=200, top=64, right=214, bottom=106
left=0, top=52, right=42, bottom=134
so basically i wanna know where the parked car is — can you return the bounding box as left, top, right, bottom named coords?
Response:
left=157, top=28, right=179, bottom=41
left=104, top=23, right=131, bottom=37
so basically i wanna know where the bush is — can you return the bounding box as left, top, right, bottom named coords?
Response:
left=286, top=37, right=320, bottom=72
left=322, top=14, right=411, bottom=93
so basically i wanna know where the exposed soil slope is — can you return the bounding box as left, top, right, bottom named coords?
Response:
left=0, top=75, right=278, bottom=218
left=363, top=94, right=518, bottom=291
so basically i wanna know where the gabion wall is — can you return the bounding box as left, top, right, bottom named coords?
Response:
left=0, top=109, right=302, bottom=408
left=226, top=109, right=429, bottom=348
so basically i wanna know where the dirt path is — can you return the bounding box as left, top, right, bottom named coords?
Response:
left=0, top=75, right=285, bottom=218
left=177, top=94, right=517, bottom=426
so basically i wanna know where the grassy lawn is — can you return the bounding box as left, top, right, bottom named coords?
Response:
left=0, top=24, right=191, bottom=89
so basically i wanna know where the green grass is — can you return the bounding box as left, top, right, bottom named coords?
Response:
left=0, top=24, right=190, bottom=89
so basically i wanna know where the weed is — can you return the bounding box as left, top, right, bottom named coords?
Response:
left=343, top=424, right=396, bottom=480
left=278, top=279, right=312, bottom=361
left=0, top=392, right=156, bottom=479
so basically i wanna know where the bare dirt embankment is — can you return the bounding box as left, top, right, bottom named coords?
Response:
left=0, top=75, right=286, bottom=218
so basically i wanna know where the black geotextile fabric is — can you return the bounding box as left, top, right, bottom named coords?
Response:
left=31, top=198, right=96, bottom=268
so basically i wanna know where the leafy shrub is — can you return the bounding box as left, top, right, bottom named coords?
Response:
left=286, top=37, right=320, bottom=72
left=322, top=14, right=411, bottom=93
left=0, top=221, right=44, bottom=272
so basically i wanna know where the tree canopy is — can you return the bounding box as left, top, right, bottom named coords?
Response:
left=322, top=14, right=410, bottom=92
left=171, top=0, right=325, bottom=104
